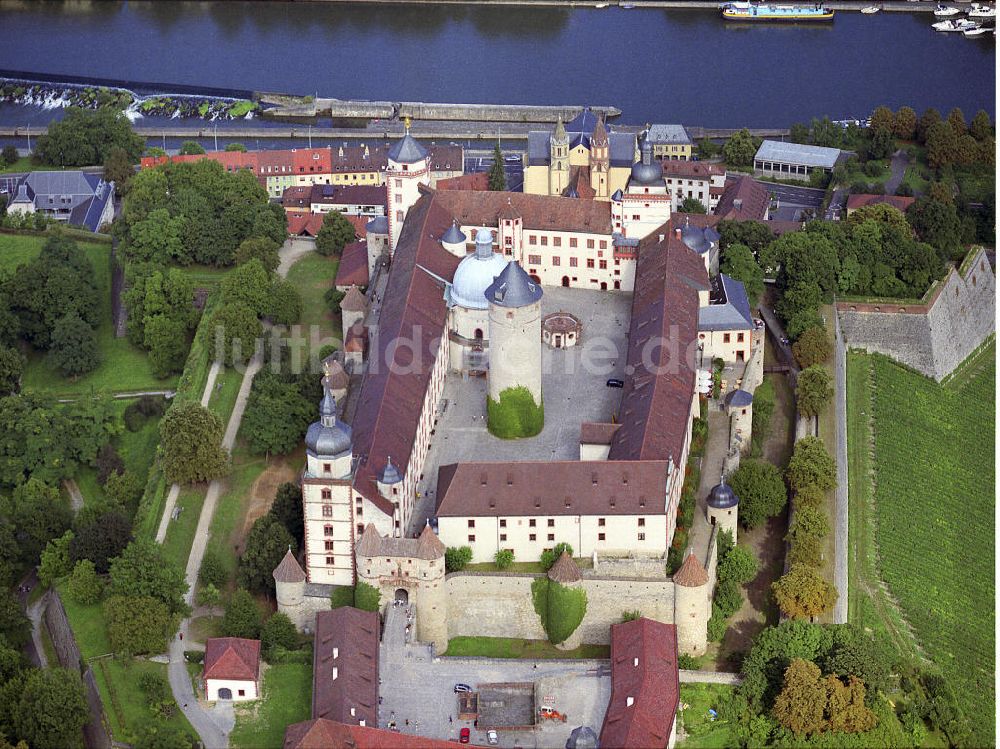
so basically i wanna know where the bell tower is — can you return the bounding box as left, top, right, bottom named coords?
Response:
left=549, top=116, right=569, bottom=196
left=589, top=114, right=610, bottom=198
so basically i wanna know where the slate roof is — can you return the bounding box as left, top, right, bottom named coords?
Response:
left=387, top=132, right=429, bottom=164
left=527, top=117, right=636, bottom=168
left=699, top=274, right=754, bottom=332
left=312, top=608, right=379, bottom=725
left=15, top=171, right=114, bottom=232
left=725, top=389, right=753, bottom=408
left=335, top=244, right=371, bottom=288
left=203, top=638, right=261, bottom=682
left=273, top=549, right=307, bottom=584
left=715, top=175, right=770, bottom=222
left=599, top=618, right=680, bottom=749
left=366, top=215, right=389, bottom=235
left=355, top=523, right=445, bottom=560
left=755, top=140, right=841, bottom=169
left=484, top=260, right=543, bottom=308
left=647, top=124, right=693, bottom=145
left=608, top=225, right=707, bottom=462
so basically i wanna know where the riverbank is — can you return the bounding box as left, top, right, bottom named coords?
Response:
left=260, top=0, right=967, bottom=10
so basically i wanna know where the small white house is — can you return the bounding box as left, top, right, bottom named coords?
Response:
left=203, top=637, right=261, bottom=702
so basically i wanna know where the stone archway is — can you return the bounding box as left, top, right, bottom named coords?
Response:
left=218, top=688, right=232, bottom=700
left=395, top=588, right=409, bottom=604
left=562, top=276, right=570, bottom=287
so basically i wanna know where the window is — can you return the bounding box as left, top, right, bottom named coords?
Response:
left=638, top=518, right=645, bottom=527
left=500, top=533, right=507, bottom=541
left=322, top=504, right=333, bottom=517
left=357, top=524, right=365, bottom=534
left=322, top=488, right=332, bottom=500
left=326, top=556, right=335, bottom=565
left=396, top=210, right=403, bottom=221
left=468, top=519, right=475, bottom=528
left=637, top=533, right=646, bottom=541
left=586, top=259, right=595, bottom=269
left=737, top=333, right=744, bottom=342
left=587, top=239, right=595, bottom=249
left=570, top=238, right=578, bottom=248
left=500, top=519, right=507, bottom=528
left=723, top=333, right=731, bottom=343
left=395, top=194, right=402, bottom=203
left=529, top=533, right=536, bottom=541
left=598, top=533, right=606, bottom=541
left=599, top=260, right=607, bottom=270
left=547, top=533, right=555, bottom=541
left=528, top=254, right=542, bottom=265
left=529, top=519, right=536, bottom=527
left=553, top=237, right=562, bottom=247
left=238, top=689, right=246, bottom=697
left=598, top=518, right=606, bottom=526
left=570, top=257, right=578, bottom=267
left=599, top=240, right=607, bottom=250
left=356, top=506, right=363, bottom=517
left=468, top=534, right=476, bottom=542
left=325, top=540, right=334, bottom=551
left=323, top=463, right=332, bottom=473
left=324, top=525, right=333, bottom=537
left=547, top=519, right=555, bottom=527
left=529, top=234, right=537, bottom=244
left=395, top=179, right=402, bottom=188
left=552, top=256, right=561, bottom=266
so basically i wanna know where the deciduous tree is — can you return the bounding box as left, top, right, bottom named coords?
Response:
left=145, top=315, right=189, bottom=377
left=0, top=145, right=17, bottom=166
left=868, top=106, right=895, bottom=137
left=103, top=146, right=135, bottom=192
left=9, top=479, right=72, bottom=567
left=221, top=589, right=262, bottom=639
left=969, top=109, right=993, bottom=141
left=786, top=437, right=837, bottom=493
left=917, top=108, right=942, bottom=143
left=160, top=402, right=228, bottom=485
left=221, top=258, right=272, bottom=318
left=445, top=546, right=473, bottom=572
left=108, top=539, right=188, bottom=613
left=235, top=237, right=281, bottom=273
left=773, top=564, right=837, bottom=619
left=0, top=346, right=23, bottom=396
left=315, top=211, right=356, bottom=257
left=241, top=371, right=314, bottom=456
left=268, top=280, right=302, bottom=326
left=946, top=107, right=966, bottom=136
left=269, top=482, right=304, bottom=547
left=104, top=594, right=174, bottom=656
left=67, top=559, right=103, bottom=605
left=720, top=243, right=764, bottom=308
left=796, top=365, right=833, bottom=418
left=11, top=667, right=89, bottom=749
left=35, top=107, right=144, bottom=167
left=178, top=141, right=206, bottom=155
left=70, top=510, right=132, bottom=573
left=772, top=659, right=828, bottom=735
left=679, top=197, right=707, bottom=214
left=791, top=326, right=831, bottom=369
left=38, top=530, right=74, bottom=587
left=722, top=129, right=758, bottom=170
left=237, top=515, right=295, bottom=593
left=893, top=107, right=917, bottom=140
left=48, top=312, right=100, bottom=377
left=729, top=460, right=787, bottom=529
left=717, top=545, right=759, bottom=586
left=207, top=302, right=262, bottom=366
left=261, top=612, right=298, bottom=658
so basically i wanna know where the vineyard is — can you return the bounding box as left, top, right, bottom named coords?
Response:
left=852, top=346, right=994, bottom=746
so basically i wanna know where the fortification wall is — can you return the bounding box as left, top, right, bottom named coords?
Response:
left=837, top=248, right=995, bottom=381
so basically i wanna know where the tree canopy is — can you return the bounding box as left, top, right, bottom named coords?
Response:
left=315, top=211, right=356, bottom=257
left=221, top=589, right=262, bottom=639
left=722, top=129, right=759, bottom=169
left=796, top=365, right=834, bottom=418
left=791, top=326, right=832, bottom=369
left=489, top=144, right=507, bottom=191
left=729, top=460, right=787, bottom=529
left=772, top=563, right=838, bottom=620
left=160, top=402, right=229, bottom=485
left=237, top=515, right=296, bottom=593
left=720, top=242, right=764, bottom=308
left=35, top=107, right=144, bottom=168
left=786, top=437, right=837, bottom=494
left=108, top=539, right=188, bottom=613
left=241, top=370, right=316, bottom=456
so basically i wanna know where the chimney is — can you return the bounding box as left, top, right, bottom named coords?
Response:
left=658, top=233, right=665, bottom=243
left=674, top=227, right=682, bottom=239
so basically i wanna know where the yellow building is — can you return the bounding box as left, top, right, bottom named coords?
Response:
left=648, top=124, right=694, bottom=161
left=524, top=109, right=637, bottom=201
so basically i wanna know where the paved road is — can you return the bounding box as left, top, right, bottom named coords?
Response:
left=884, top=149, right=909, bottom=195
left=832, top=309, right=849, bottom=624
left=761, top=181, right=826, bottom=209
left=825, top=188, right=848, bottom=221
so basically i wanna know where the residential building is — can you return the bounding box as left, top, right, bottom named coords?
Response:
left=698, top=273, right=755, bottom=363
left=753, top=140, right=843, bottom=182
left=285, top=184, right=386, bottom=218
left=647, top=124, right=694, bottom=161
left=714, top=175, right=771, bottom=221
left=312, top=608, right=379, bottom=727
left=661, top=160, right=727, bottom=211
left=845, top=193, right=916, bottom=215
left=6, top=171, right=115, bottom=232
left=202, top=637, right=261, bottom=702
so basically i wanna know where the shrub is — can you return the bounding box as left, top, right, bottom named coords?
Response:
left=622, top=610, right=642, bottom=622
left=707, top=606, right=729, bottom=642
left=354, top=580, right=381, bottom=612
left=184, top=650, right=204, bottom=664
left=261, top=612, right=299, bottom=660
left=124, top=395, right=167, bottom=431
left=196, top=583, right=220, bottom=607
left=487, top=386, right=543, bottom=439
left=324, top=288, right=346, bottom=314
left=787, top=535, right=823, bottom=568
left=717, top=529, right=735, bottom=560
left=445, top=546, right=473, bottom=572
left=718, top=545, right=759, bottom=586
left=772, top=564, right=838, bottom=619
left=199, top=548, right=228, bottom=589
left=494, top=549, right=514, bottom=569
left=788, top=505, right=830, bottom=541
left=330, top=585, right=355, bottom=609
left=67, top=559, right=103, bottom=604
left=540, top=542, right=573, bottom=571
left=714, top=578, right=744, bottom=619
left=677, top=654, right=700, bottom=669
left=531, top=577, right=587, bottom=645
left=792, top=485, right=825, bottom=511
left=796, top=365, right=834, bottom=418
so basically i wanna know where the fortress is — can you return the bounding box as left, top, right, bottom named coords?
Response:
left=275, top=125, right=761, bottom=656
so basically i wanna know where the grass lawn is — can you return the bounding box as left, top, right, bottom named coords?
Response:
left=206, top=447, right=270, bottom=589
left=284, top=251, right=341, bottom=351
left=188, top=615, right=222, bottom=644
left=677, top=683, right=737, bottom=748
left=230, top=663, right=312, bottom=749
left=442, top=636, right=609, bottom=660
left=0, top=233, right=176, bottom=396
left=207, top=365, right=243, bottom=423
left=179, top=264, right=233, bottom=288
left=160, top=486, right=208, bottom=572
left=0, top=156, right=39, bottom=174
left=846, top=345, right=995, bottom=747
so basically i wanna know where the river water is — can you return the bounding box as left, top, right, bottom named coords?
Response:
left=0, top=0, right=994, bottom=128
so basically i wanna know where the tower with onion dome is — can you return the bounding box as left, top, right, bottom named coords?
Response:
left=447, top=227, right=508, bottom=373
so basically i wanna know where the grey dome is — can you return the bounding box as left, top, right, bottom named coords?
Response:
left=725, top=389, right=753, bottom=408
left=629, top=139, right=661, bottom=186
left=378, top=458, right=403, bottom=485
left=708, top=480, right=739, bottom=509
left=450, top=230, right=507, bottom=310
left=681, top=224, right=712, bottom=254
left=305, top=389, right=352, bottom=457
left=485, top=260, right=543, bottom=308
left=387, top=131, right=428, bottom=164
left=441, top=221, right=466, bottom=246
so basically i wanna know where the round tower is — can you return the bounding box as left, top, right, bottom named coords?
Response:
left=413, top=523, right=449, bottom=655
left=304, top=388, right=353, bottom=479
left=673, top=551, right=710, bottom=656
left=376, top=457, right=403, bottom=503
left=273, top=549, right=307, bottom=628
left=707, top=476, right=740, bottom=542
left=547, top=552, right=585, bottom=651
left=485, top=260, right=544, bottom=429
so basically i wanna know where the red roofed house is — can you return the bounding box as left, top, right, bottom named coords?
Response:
left=600, top=618, right=681, bottom=749
left=203, top=637, right=261, bottom=702
left=845, top=193, right=916, bottom=216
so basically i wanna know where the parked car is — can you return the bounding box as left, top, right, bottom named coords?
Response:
left=487, top=729, right=499, bottom=745
left=606, top=378, right=625, bottom=388
left=454, top=683, right=472, bottom=693
left=460, top=727, right=471, bottom=744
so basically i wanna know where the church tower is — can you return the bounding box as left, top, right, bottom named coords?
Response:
left=386, top=122, right=431, bottom=252
left=548, top=117, right=569, bottom=196
left=589, top=114, right=610, bottom=198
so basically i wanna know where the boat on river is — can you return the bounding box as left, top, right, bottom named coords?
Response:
left=933, top=5, right=962, bottom=17
left=721, top=2, right=834, bottom=20
left=861, top=5, right=880, bottom=13
left=968, top=3, right=996, bottom=17
left=963, top=23, right=993, bottom=35
left=932, top=17, right=978, bottom=30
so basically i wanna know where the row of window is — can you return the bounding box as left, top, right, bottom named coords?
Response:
left=477, top=532, right=648, bottom=543
left=527, top=235, right=607, bottom=250
left=473, top=517, right=647, bottom=528
left=525, top=255, right=615, bottom=270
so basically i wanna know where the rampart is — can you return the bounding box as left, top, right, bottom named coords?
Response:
left=836, top=248, right=995, bottom=381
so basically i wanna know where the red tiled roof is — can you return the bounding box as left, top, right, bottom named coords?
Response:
left=434, top=190, right=612, bottom=235
left=609, top=224, right=707, bottom=462
left=661, top=160, right=726, bottom=179
left=580, top=422, right=621, bottom=445
left=287, top=212, right=325, bottom=237
left=673, top=552, right=709, bottom=587
left=599, top=619, right=680, bottom=749
left=437, top=172, right=490, bottom=191
left=203, top=638, right=260, bottom=682
left=309, top=184, right=387, bottom=207
left=313, top=608, right=379, bottom=725
left=567, top=166, right=596, bottom=200
left=349, top=192, right=461, bottom=513
left=293, top=148, right=333, bottom=175
left=283, top=185, right=314, bottom=210
left=335, top=243, right=371, bottom=288
left=715, top=176, right=770, bottom=222
left=284, top=719, right=457, bottom=749
left=845, top=193, right=916, bottom=213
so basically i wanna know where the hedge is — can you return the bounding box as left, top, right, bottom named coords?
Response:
left=531, top=577, right=587, bottom=645
left=487, top=386, right=543, bottom=439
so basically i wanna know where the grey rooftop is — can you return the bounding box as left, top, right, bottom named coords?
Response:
left=647, top=123, right=692, bottom=145
left=754, top=139, right=841, bottom=169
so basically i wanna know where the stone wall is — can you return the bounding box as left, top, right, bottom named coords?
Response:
left=837, top=248, right=995, bottom=381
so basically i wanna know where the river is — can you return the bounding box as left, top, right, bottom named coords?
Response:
left=0, top=0, right=994, bottom=128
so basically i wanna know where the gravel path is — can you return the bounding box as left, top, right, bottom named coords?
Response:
left=832, top=309, right=849, bottom=624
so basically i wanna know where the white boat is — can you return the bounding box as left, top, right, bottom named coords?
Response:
left=963, top=23, right=992, bottom=34
left=595, top=2, right=609, bottom=7
left=932, top=17, right=977, bottom=30
left=933, top=5, right=961, bottom=17
left=968, top=3, right=996, bottom=17
left=861, top=5, right=880, bottom=13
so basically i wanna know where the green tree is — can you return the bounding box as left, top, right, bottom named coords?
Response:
left=730, top=460, right=787, bottom=529
left=489, top=144, right=507, bottom=191
left=104, top=470, right=143, bottom=509
left=208, top=302, right=262, bottom=366
left=697, top=138, right=721, bottom=159
left=108, top=538, right=188, bottom=613
left=946, top=107, right=966, bottom=136
left=104, top=594, right=174, bottom=656
left=70, top=510, right=132, bottom=573
left=787, top=505, right=830, bottom=543
left=718, top=545, right=759, bottom=586
left=0, top=145, right=17, bottom=166
left=969, top=109, right=993, bottom=141
left=103, top=146, right=135, bottom=192
left=791, top=326, right=831, bottom=369
left=531, top=577, right=587, bottom=645
left=679, top=196, right=707, bottom=214
left=221, top=589, right=262, bottom=639
left=821, top=623, right=894, bottom=699
left=494, top=549, right=514, bottom=569
left=268, top=279, right=302, bottom=325
left=126, top=209, right=187, bottom=265
left=868, top=106, right=895, bottom=137
left=123, top=267, right=197, bottom=347
left=145, top=315, right=189, bottom=377
left=893, top=106, right=917, bottom=140
left=773, top=564, right=838, bottom=620
left=225, top=143, right=248, bottom=152
left=720, top=243, right=764, bottom=308
left=917, top=107, right=942, bottom=143
left=48, top=312, right=99, bottom=377
left=796, top=365, right=833, bottom=418
left=38, top=530, right=74, bottom=587
left=35, top=107, right=144, bottom=167
left=786, top=437, right=837, bottom=494
left=722, top=129, right=758, bottom=170
left=445, top=546, right=473, bottom=572
left=925, top=121, right=959, bottom=169
left=134, top=724, right=196, bottom=749
left=235, top=237, right=281, bottom=273
left=221, top=258, right=272, bottom=318
left=0, top=346, right=23, bottom=397
left=160, top=402, right=229, bottom=485
left=11, top=668, right=89, bottom=749
left=269, top=482, right=304, bottom=547
left=315, top=211, right=356, bottom=257
left=178, top=141, right=206, bottom=155
left=198, top=548, right=228, bottom=589
left=67, top=559, right=104, bottom=605
left=718, top=220, right=774, bottom=259
left=825, top=674, right=877, bottom=733
left=354, top=581, right=381, bottom=612
left=907, top=196, right=964, bottom=259
left=9, top=478, right=72, bottom=567
left=772, top=659, right=828, bottom=735
left=237, top=515, right=295, bottom=593
left=241, top=371, right=314, bottom=456
left=540, top=542, right=574, bottom=571
left=261, top=612, right=298, bottom=659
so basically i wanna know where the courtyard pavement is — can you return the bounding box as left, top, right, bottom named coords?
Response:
left=379, top=604, right=611, bottom=749
left=407, top=286, right=632, bottom=535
